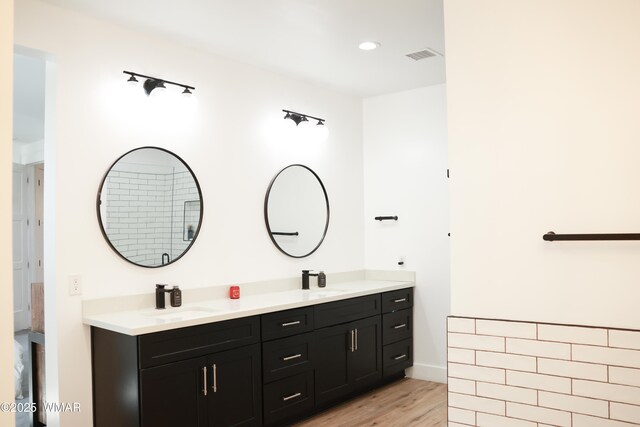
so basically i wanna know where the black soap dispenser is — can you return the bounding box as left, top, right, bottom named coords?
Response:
left=170, top=286, right=182, bottom=307
left=318, top=271, right=326, bottom=288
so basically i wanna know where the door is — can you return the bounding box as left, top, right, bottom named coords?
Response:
left=140, top=356, right=208, bottom=427
left=314, top=322, right=351, bottom=406
left=349, top=316, right=382, bottom=390
left=30, top=165, right=44, bottom=283
left=12, top=163, right=29, bottom=331
left=207, top=343, right=262, bottom=427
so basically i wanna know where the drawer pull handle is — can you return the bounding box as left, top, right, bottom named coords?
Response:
left=281, top=320, right=301, bottom=327
left=394, top=354, right=407, bottom=361
left=355, top=328, right=358, bottom=351
left=393, top=323, right=407, bottom=329
left=202, top=366, right=208, bottom=396
left=393, top=298, right=407, bottom=303
left=282, top=353, right=303, bottom=361
left=350, top=329, right=355, bottom=352
left=283, top=392, right=302, bottom=401
left=212, top=363, right=217, bottom=393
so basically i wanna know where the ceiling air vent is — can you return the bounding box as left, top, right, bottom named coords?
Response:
left=405, top=48, right=443, bottom=61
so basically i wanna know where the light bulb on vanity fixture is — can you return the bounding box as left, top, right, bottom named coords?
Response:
left=297, top=114, right=311, bottom=132
left=126, top=74, right=139, bottom=86
left=282, top=109, right=328, bottom=141
left=316, top=119, right=329, bottom=141
left=123, top=70, right=195, bottom=97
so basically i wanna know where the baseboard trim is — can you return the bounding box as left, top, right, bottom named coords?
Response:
left=406, top=363, right=447, bottom=384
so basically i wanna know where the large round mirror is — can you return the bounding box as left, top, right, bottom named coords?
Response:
left=97, top=147, right=203, bottom=268
left=264, top=164, right=329, bottom=258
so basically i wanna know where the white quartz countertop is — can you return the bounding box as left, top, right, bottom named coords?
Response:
left=83, top=279, right=414, bottom=336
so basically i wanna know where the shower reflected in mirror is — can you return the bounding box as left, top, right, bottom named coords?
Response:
left=97, top=146, right=203, bottom=268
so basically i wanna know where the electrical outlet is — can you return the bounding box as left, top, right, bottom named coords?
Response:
left=69, top=275, right=82, bottom=296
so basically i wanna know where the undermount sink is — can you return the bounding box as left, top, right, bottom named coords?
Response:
left=307, top=289, right=349, bottom=297
left=143, top=307, right=218, bottom=321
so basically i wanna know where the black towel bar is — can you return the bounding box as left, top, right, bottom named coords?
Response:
left=375, top=216, right=398, bottom=221
left=543, top=231, right=640, bottom=241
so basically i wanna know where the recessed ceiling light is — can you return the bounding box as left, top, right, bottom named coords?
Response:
left=359, top=41, right=381, bottom=51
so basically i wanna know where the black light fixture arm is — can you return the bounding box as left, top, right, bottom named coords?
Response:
left=123, top=70, right=195, bottom=91
left=282, top=109, right=324, bottom=123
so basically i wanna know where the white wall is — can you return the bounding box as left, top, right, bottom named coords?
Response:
left=0, top=1, right=15, bottom=425
left=15, top=1, right=364, bottom=425
left=445, top=0, right=640, bottom=329
left=364, top=85, right=450, bottom=382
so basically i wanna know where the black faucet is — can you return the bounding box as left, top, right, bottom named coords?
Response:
left=301, top=270, right=319, bottom=290
left=156, top=284, right=168, bottom=309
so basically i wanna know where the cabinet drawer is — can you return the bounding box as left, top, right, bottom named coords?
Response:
left=314, top=294, right=381, bottom=328
left=263, top=371, right=314, bottom=426
left=382, top=309, right=412, bottom=346
left=383, top=339, right=413, bottom=377
left=263, top=333, right=314, bottom=383
left=262, top=307, right=314, bottom=341
left=138, top=316, right=260, bottom=368
left=381, top=288, right=413, bottom=313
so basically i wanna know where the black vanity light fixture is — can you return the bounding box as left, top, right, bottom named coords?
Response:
left=123, top=70, right=195, bottom=96
left=283, top=109, right=326, bottom=128
left=283, top=109, right=329, bottom=141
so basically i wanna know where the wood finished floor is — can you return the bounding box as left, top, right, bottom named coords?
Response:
left=293, top=379, right=447, bottom=427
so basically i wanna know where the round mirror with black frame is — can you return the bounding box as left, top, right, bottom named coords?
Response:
left=264, top=164, right=329, bottom=258
left=97, top=146, right=203, bottom=268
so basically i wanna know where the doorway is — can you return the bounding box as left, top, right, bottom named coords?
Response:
left=12, top=51, right=46, bottom=427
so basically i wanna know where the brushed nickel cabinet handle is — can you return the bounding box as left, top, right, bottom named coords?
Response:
left=355, top=328, right=358, bottom=351
left=393, top=323, right=407, bottom=329
left=350, top=329, right=355, bottom=352
left=202, top=366, right=208, bottom=396
left=281, top=320, right=301, bottom=327
left=282, top=392, right=302, bottom=402
left=394, top=354, right=407, bottom=360
left=393, top=298, right=407, bottom=303
left=212, top=363, right=217, bottom=393
left=282, top=353, right=303, bottom=361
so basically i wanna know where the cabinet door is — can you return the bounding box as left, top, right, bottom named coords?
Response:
left=314, top=323, right=352, bottom=406
left=207, top=344, right=262, bottom=427
left=349, top=316, right=382, bottom=390
left=140, top=356, right=208, bottom=427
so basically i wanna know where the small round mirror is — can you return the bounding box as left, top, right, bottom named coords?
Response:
left=264, top=164, right=329, bottom=258
left=97, top=147, right=203, bottom=268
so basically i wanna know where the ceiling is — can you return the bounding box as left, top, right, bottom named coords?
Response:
left=41, top=0, right=446, bottom=97
left=13, top=53, right=46, bottom=143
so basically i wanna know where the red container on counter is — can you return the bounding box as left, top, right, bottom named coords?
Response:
left=229, top=285, right=240, bottom=299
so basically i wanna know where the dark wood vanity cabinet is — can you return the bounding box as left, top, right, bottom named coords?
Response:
left=261, top=308, right=316, bottom=426
left=381, top=288, right=414, bottom=377
left=314, top=308, right=382, bottom=406
left=92, top=287, right=413, bottom=427
left=92, top=316, right=262, bottom=427
left=139, top=356, right=207, bottom=427
left=138, top=344, right=263, bottom=427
